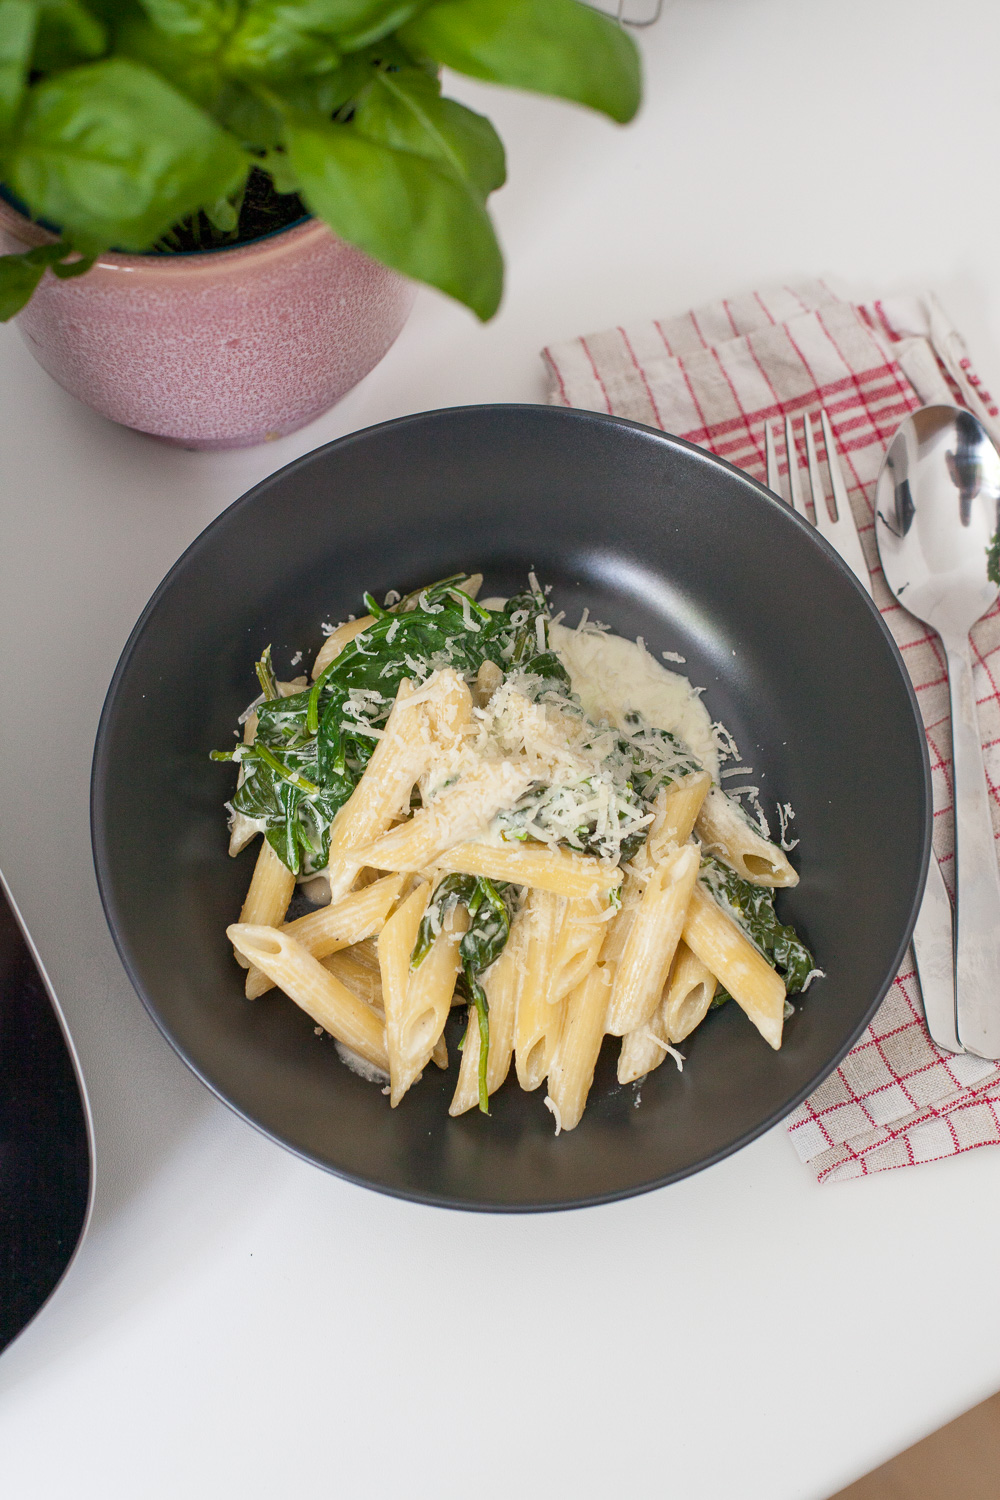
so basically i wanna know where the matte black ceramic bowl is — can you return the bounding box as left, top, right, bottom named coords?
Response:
left=92, top=405, right=930, bottom=1211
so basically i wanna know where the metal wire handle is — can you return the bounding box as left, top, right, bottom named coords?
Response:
left=617, top=0, right=664, bottom=24
left=589, top=0, right=664, bottom=27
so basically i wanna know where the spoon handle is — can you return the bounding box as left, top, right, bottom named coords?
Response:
left=946, top=639, right=1000, bottom=1058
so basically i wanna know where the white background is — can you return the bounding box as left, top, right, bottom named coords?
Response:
left=3, top=2, right=1000, bottom=1496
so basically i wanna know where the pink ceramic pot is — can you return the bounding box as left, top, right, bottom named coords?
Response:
left=0, top=201, right=416, bottom=449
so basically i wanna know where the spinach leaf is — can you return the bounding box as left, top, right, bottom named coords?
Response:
left=285, top=111, right=503, bottom=320
left=7, top=58, right=247, bottom=252
left=988, top=526, right=999, bottom=586
left=400, top=0, right=641, bottom=125
left=699, top=855, right=816, bottom=994
left=412, top=873, right=521, bottom=1112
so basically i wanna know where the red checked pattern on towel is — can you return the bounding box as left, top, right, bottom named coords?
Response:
left=542, top=280, right=1000, bottom=1182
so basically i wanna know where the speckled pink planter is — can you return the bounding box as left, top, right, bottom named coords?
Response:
left=0, top=202, right=416, bottom=449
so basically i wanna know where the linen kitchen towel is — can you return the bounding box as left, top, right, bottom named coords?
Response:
left=542, top=281, right=1000, bottom=1182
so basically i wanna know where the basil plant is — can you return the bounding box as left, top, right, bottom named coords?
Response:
left=0, top=0, right=641, bottom=321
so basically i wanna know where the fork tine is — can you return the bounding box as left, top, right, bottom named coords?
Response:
left=764, top=421, right=780, bottom=495
left=819, top=409, right=848, bottom=523
left=784, top=415, right=806, bottom=515
left=803, top=413, right=833, bottom=536
left=819, top=409, right=872, bottom=593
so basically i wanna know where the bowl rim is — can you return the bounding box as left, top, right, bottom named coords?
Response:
left=90, top=402, right=933, bottom=1211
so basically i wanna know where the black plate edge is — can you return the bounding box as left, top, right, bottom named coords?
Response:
left=89, top=403, right=933, bottom=1213
left=0, top=867, right=96, bottom=1349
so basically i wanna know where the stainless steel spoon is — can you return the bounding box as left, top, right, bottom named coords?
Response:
left=875, top=405, right=1000, bottom=1058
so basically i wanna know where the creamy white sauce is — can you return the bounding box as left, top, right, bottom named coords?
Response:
left=548, top=621, right=719, bottom=780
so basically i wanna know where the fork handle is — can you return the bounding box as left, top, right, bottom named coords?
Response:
left=945, top=637, right=1000, bottom=1058
left=911, top=852, right=959, bottom=1053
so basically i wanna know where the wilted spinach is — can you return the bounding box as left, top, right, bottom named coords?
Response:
left=412, top=871, right=521, bottom=1112
left=212, top=572, right=555, bottom=876
left=699, top=854, right=816, bottom=997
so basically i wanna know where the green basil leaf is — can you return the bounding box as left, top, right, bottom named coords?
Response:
left=33, top=0, right=107, bottom=71
left=327, top=0, right=422, bottom=51
left=0, top=239, right=92, bottom=319
left=135, top=0, right=238, bottom=50
left=286, top=114, right=502, bottom=319
left=0, top=243, right=60, bottom=320
left=224, top=0, right=340, bottom=81
left=354, top=66, right=505, bottom=199
left=0, top=0, right=37, bottom=135
left=7, top=58, right=248, bottom=252
left=400, top=0, right=641, bottom=124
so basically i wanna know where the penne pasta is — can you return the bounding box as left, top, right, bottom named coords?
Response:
left=662, top=942, right=718, bottom=1044
left=321, top=947, right=447, bottom=1070
left=682, top=882, right=786, bottom=1049
left=311, top=614, right=374, bottom=680
left=246, top=875, right=403, bottom=998
left=377, top=881, right=432, bottom=1100
left=514, top=890, right=566, bottom=1091
left=235, top=838, right=296, bottom=969
left=433, top=841, right=623, bottom=899
left=617, top=941, right=717, bottom=1084
left=227, top=923, right=389, bottom=1071
left=325, top=671, right=471, bottom=900
left=390, top=904, right=466, bottom=1106
left=358, top=761, right=533, bottom=874
left=550, top=895, right=610, bottom=1003
left=546, top=963, right=612, bottom=1132
left=449, top=904, right=529, bottom=1115
left=695, top=785, right=798, bottom=888
left=321, top=947, right=384, bottom=1009
left=606, top=843, right=700, bottom=1036
left=646, top=770, right=712, bottom=861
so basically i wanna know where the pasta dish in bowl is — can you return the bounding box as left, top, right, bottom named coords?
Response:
left=91, top=404, right=929, bottom=1208
left=215, top=572, right=818, bottom=1133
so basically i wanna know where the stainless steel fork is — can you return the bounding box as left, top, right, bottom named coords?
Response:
left=766, top=411, right=961, bottom=1054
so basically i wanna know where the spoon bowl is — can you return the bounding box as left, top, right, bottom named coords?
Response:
left=876, top=404, right=1000, bottom=1058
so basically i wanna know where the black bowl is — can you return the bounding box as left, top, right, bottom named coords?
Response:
left=91, top=405, right=929, bottom=1210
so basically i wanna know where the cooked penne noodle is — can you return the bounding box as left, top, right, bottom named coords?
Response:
left=358, top=761, right=533, bottom=874
left=390, top=904, right=466, bottom=1106
left=449, top=905, right=529, bottom=1115
left=324, top=677, right=422, bottom=899
left=695, top=785, right=798, bottom=888
left=646, top=770, right=712, bottom=861
left=311, top=614, right=374, bottom=679
left=662, top=942, right=718, bottom=1044
left=514, top=890, right=566, bottom=1091
left=321, top=946, right=448, bottom=1069
left=321, top=947, right=384, bottom=1008
left=235, top=838, right=296, bottom=969
left=377, top=881, right=431, bottom=1099
left=433, top=841, right=623, bottom=899
left=550, top=895, right=610, bottom=1003
left=617, top=941, right=717, bottom=1084
left=682, top=882, right=786, bottom=1048
left=546, top=963, right=612, bottom=1132
left=246, top=875, right=403, bottom=998
left=227, top=923, right=389, bottom=1071
left=325, top=672, right=472, bottom=899
left=606, top=843, right=700, bottom=1036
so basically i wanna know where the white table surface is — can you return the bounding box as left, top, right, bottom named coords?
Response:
left=3, top=2, right=1000, bottom=1495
